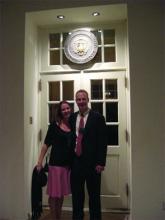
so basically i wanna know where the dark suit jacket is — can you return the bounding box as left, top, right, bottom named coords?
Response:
left=69, top=109, right=107, bottom=168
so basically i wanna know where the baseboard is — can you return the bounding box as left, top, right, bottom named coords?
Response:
left=42, top=205, right=130, bottom=214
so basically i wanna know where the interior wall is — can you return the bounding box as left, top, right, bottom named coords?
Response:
left=0, top=3, right=26, bottom=220
left=24, top=13, right=40, bottom=215
left=0, top=3, right=2, bottom=133
left=128, top=3, right=164, bottom=220
left=164, top=3, right=165, bottom=179
left=0, top=1, right=164, bottom=220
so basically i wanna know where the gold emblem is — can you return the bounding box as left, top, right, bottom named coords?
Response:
left=73, top=39, right=88, bottom=56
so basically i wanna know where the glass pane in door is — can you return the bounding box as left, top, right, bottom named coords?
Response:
left=62, top=32, right=70, bottom=46
left=49, top=81, right=60, bottom=101
left=104, top=29, right=115, bottom=44
left=91, top=102, right=103, bottom=115
left=50, top=50, right=60, bottom=65
left=62, top=81, right=74, bottom=100
left=91, top=30, right=101, bottom=45
left=104, top=47, right=116, bottom=62
left=106, top=102, right=118, bottom=122
left=49, top=33, right=60, bottom=48
left=49, top=103, right=59, bottom=123
left=91, top=80, right=102, bottom=99
left=105, top=79, right=117, bottom=99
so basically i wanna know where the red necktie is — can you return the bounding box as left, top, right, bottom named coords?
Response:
left=76, top=116, right=84, bottom=156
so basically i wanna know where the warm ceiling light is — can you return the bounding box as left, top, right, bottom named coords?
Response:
left=57, top=15, right=65, bottom=19
left=92, top=12, right=100, bottom=16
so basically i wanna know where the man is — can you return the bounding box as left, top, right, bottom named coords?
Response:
left=69, top=89, right=107, bottom=220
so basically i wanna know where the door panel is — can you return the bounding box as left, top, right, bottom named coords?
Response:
left=40, top=71, right=128, bottom=210
left=82, top=72, right=128, bottom=209
left=41, top=74, right=80, bottom=206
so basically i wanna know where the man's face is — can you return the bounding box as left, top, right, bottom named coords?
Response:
left=76, top=91, right=89, bottom=113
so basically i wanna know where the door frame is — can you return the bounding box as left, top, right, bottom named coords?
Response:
left=39, top=68, right=130, bottom=211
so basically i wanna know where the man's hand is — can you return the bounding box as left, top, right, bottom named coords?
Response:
left=95, top=165, right=105, bottom=173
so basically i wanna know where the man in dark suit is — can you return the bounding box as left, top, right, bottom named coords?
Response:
left=69, top=89, right=107, bottom=220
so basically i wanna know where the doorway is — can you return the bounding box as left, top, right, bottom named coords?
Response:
left=40, top=70, right=129, bottom=211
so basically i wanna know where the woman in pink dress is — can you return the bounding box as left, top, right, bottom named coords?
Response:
left=36, top=101, right=73, bottom=219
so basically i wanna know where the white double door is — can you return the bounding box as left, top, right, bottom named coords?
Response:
left=41, top=70, right=129, bottom=210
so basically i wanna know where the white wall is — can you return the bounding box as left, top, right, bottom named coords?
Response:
left=24, top=13, right=40, bottom=216
left=128, top=3, right=164, bottom=220
left=0, top=3, right=26, bottom=220
left=164, top=3, right=165, bottom=203
left=0, top=1, right=164, bottom=220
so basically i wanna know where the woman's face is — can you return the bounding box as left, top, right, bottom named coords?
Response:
left=61, top=103, right=71, bottom=120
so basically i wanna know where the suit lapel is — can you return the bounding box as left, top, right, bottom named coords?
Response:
left=73, top=112, right=78, bottom=132
left=84, top=110, right=92, bottom=132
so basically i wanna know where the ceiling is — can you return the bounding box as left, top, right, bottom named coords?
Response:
left=28, top=4, right=127, bottom=28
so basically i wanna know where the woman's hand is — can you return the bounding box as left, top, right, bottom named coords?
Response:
left=36, top=144, right=48, bottom=171
left=36, top=162, right=43, bottom=171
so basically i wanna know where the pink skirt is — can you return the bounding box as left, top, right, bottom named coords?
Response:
left=47, top=166, right=71, bottom=198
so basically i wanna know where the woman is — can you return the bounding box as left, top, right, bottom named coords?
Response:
left=36, top=101, right=73, bottom=219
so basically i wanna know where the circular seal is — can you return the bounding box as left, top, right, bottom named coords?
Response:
left=64, top=30, right=98, bottom=64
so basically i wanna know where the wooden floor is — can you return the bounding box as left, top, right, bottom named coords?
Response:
left=39, top=209, right=129, bottom=220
